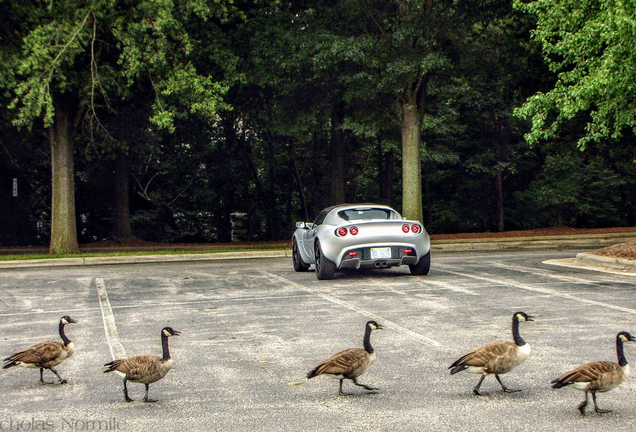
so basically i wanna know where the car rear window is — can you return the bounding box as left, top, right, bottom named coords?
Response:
left=338, top=208, right=394, bottom=221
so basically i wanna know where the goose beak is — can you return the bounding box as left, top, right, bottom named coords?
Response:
left=68, top=318, right=78, bottom=324
left=376, top=324, right=385, bottom=330
left=526, top=315, right=534, bottom=322
left=173, top=330, right=181, bottom=336
left=629, top=335, right=636, bottom=342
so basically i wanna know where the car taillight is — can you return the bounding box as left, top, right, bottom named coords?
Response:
left=404, top=248, right=413, bottom=254
left=337, top=227, right=348, bottom=237
left=348, top=251, right=358, bottom=257
left=349, top=226, right=358, bottom=235
left=402, top=224, right=422, bottom=234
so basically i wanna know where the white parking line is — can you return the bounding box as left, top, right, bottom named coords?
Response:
left=487, top=261, right=628, bottom=286
left=261, top=272, right=445, bottom=350
left=413, top=278, right=480, bottom=296
left=436, top=267, right=636, bottom=315
left=95, top=278, right=127, bottom=360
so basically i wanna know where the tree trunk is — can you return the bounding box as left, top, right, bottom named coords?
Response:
left=330, top=101, right=346, bottom=205
left=48, top=103, right=79, bottom=254
left=494, top=115, right=509, bottom=232
left=111, top=152, right=133, bottom=240
left=378, top=143, right=393, bottom=204
left=401, top=77, right=427, bottom=222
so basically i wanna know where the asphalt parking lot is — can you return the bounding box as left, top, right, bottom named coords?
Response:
left=1, top=248, right=636, bottom=431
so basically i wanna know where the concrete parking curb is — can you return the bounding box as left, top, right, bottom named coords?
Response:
left=431, top=232, right=636, bottom=252
left=0, top=233, right=634, bottom=270
left=575, top=252, right=636, bottom=272
left=0, top=251, right=292, bottom=269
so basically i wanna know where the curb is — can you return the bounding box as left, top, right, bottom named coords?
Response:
left=575, top=252, right=636, bottom=272
left=431, top=232, right=636, bottom=252
left=0, top=233, right=634, bottom=270
left=0, top=250, right=292, bottom=269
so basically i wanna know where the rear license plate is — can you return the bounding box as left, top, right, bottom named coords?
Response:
left=371, top=247, right=391, bottom=259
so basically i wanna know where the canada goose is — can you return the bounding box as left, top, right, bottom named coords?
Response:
left=3, top=315, right=78, bottom=385
left=449, top=311, right=533, bottom=395
left=103, top=326, right=180, bottom=403
left=551, top=331, right=636, bottom=415
left=307, top=320, right=383, bottom=395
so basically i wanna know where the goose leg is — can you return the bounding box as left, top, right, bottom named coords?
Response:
left=351, top=377, right=378, bottom=392
left=40, top=368, right=45, bottom=384
left=495, top=375, right=520, bottom=393
left=577, top=391, right=589, bottom=415
left=123, top=378, right=134, bottom=403
left=49, top=367, right=67, bottom=384
left=143, top=384, right=157, bottom=403
left=473, top=375, right=487, bottom=395
left=592, top=392, right=611, bottom=414
left=338, top=379, right=350, bottom=396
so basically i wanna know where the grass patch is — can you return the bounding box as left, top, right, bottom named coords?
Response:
left=0, top=242, right=290, bottom=261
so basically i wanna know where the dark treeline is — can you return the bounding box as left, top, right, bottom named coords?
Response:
left=1, top=0, right=635, bottom=249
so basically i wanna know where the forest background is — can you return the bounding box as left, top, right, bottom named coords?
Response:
left=1, top=0, right=635, bottom=254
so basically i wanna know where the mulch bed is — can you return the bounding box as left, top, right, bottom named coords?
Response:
left=591, top=242, right=636, bottom=261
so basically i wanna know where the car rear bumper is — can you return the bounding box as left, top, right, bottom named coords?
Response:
left=337, top=245, right=420, bottom=269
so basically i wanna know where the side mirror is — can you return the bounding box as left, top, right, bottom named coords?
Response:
left=296, top=221, right=308, bottom=229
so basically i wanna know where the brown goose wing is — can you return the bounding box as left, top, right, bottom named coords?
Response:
left=554, top=361, right=622, bottom=390
left=453, top=342, right=516, bottom=367
left=5, top=341, right=65, bottom=366
left=109, top=355, right=164, bottom=382
left=310, top=348, right=369, bottom=379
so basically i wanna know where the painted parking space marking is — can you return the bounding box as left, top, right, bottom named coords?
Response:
left=436, top=267, right=636, bottom=315
left=261, top=271, right=445, bottom=350
left=486, top=261, right=631, bottom=286
left=413, top=278, right=480, bottom=296
left=95, top=277, right=127, bottom=360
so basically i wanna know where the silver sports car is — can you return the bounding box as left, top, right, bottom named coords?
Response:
left=292, top=203, right=431, bottom=280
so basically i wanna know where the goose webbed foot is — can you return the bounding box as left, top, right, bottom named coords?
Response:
left=495, top=375, right=520, bottom=393
left=578, top=392, right=589, bottom=415
left=352, top=379, right=378, bottom=392
left=472, top=375, right=487, bottom=396
left=39, top=369, right=55, bottom=385
left=142, top=384, right=157, bottom=403
left=123, top=379, right=134, bottom=402
left=592, top=393, right=610, bottom=414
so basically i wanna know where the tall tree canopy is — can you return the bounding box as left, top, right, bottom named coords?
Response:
left=2, top=0, right=634, bottom=249
left=514, top=0, right=636, bottom=148
left=1, top=0, right=233, bottom=253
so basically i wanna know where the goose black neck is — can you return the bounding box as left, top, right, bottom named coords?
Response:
left=161, top=332, right=171, bottom=361
left=512, top=315, right=526, bottom=346
left=59, top=321, right=71, bottom=346
left=617, top=335, right=628, bottom=367
left=363, top=324, right=374, bottom=354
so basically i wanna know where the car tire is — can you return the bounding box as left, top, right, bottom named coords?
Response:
left=292, top=238, right=310, bottom=272
left=409, top=251, right=431, bottom=275
left=315, top=240, right=336, bottom=280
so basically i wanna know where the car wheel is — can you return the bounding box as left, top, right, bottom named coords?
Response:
left=315, top=240, right=335, bottom=280
left=409, top=251, right=431, bottom=275
left=292, top=238, right=310, bottom=272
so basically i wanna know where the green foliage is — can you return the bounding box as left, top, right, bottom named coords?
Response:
left=516, top=150, right=626, bottom=227
left=1, top=0, right=636, bottom=247
left=514, top=0, right=636, bottom=148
